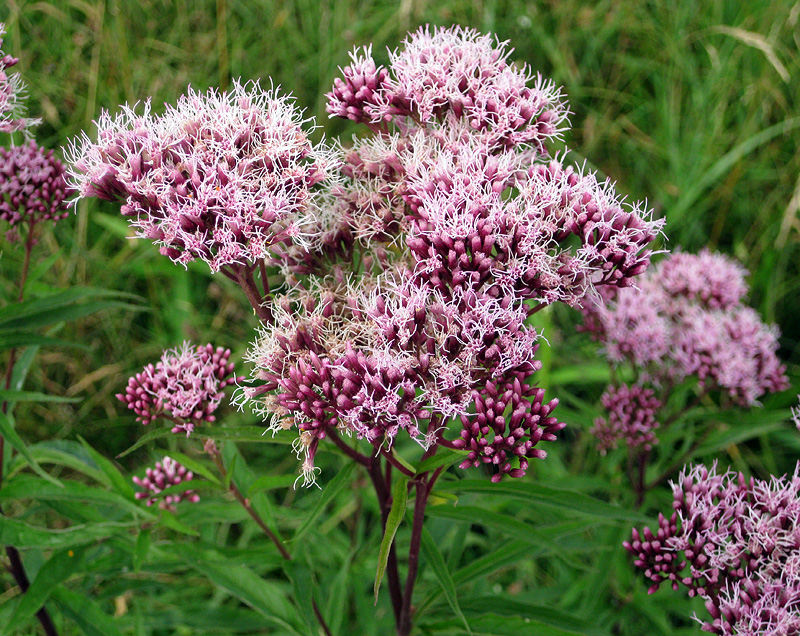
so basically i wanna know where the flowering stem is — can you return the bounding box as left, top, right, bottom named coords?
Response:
left=397, top=476, right=431, bottom=636
left=328, top=428, right=371, bottom=466
left=206, top=442, right=291, bottom=560
left=233, top=265, right=273, bottom=323
left=381, top=448, right=415, bottom=477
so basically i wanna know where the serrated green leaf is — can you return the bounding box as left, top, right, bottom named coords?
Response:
left=415, top=448, right=468, bottom=475
left=115, top=427, right=173, bottom=458
left=158, top=510, right=200, bottom=536
left=292, top=462, right=355, bottom=545
left=175, top=544, right=303, bottom=635
left=0, top=474, right=153, bottom=518
left=0, top=516, right=133, bottom=548
left=0, top=332, right=86, bottom=351
left=0, top=389, right=80, bottom=403
left=6, top=546, right=86, bottom=631
left=246, top=473, right=297, bottom=497
left=51, top=586, right=125, bottom=636
left=78, top=436, right=135, bottom=498
left=420, top=528, right=472, bottom=634
left=374, top=474, right=408, bottom=604
left=0, top=288, right=140, bottom=330
left=195, top=426, right=294, bottom=444
left=435, top=479, right=647, bottom=522
left=165, top=450, right=221, bottom=486
left=0, top=411, right=62, bottom=487
left=133, top=529, right=150, bottom=573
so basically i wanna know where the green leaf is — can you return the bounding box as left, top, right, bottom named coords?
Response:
left=116, top=427, right=173, bottom=458
left=195, top=426, right=295, bottom=444
left=435, top=479, right=647, bottom=522
left=133, top=529, right=150, bottom=573
left=246, top=473, right=298, bottom=497
left=292, top=462, right=355, bottom=545
left=157, top=510, right=200, bottom=536
left=51, top=587, right=125, bottom=636
left=0, top=474, right=154, bottom=518
left=165, top=450, right=222, bottom=486
left=5, top=546, right=86, bottom=631
left=694, top=412, right=789, bottom=457
left=0, top=287, right=140, bottom=331
left=78, top=436, right=136, bottom=498
left=0, top=516, right=133, bottom=548
left=420, top=528, right=472, bottom=634
left=421, top=611, right=594, bottom=636
left=175, top=544, right=303, bottom=634
left=374, top=473, right=408, bottom=604
left=415, top=448, right=468, bottom=475
left=0, top=389, right=80, bottom=403
left=0, top=411, right=62, bottom=486
left=0, top=331, right=86, bottom=351
left=459, top=597, right=607, bottom=635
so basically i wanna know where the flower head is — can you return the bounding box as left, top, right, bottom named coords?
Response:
left=625, top=462, right=800, bottom=635
left=117, top=342, right=240, bottom=435
left=0, top=141, right=69, bottom=231
left=0, top=25, right=38, bottom=133
left=591, top=384, right=661, bottom=455
left=133, top=456, right=200, bottom=511
left=67, top=80, right=338, bottom=272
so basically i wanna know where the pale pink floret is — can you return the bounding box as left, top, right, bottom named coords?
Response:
left=0, top=24, right=38, bottom=133
left=626, top=462, right=800, bottom=635
left=133, top=456, right=200, bottom=511
left=581, top=251, right=788, bottom=406
left=117, top=342, right=240, bottom=435
left=66, top=80, right=337, bottom=272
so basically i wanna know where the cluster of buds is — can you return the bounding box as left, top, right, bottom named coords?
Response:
left=0, top=24, right=37, bottom=133
left=117, top=342, right=240, bottom=436
left=591, top=384, right=661, bottom=455
left=66, top=80, right=338, bottom=272
left=0, top=141, right=69, bottom=235
left=581, top=249, right=788, bottom=407
left=625, top=463, right=800, bottom=635
left=239, top=26, right=660, bottom=484
left=133, top=456, right=200, bottom=511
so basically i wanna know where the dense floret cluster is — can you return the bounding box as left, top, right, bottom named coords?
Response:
left=239, top=25, right=661, bottom=484
left=591, top=384, right=661, bottom=455
left=67, top=80, right=337, bottom=272
left=117, top=342, right=240, bottom=436
left=0, top=24, right=37, bottom=133
left=0, top=141, right=69, bottom=230
left=581, top=249, right=787, bottom=406
left=625, top=463, right=800, bottom=635
left=133, top=456, right=200, bottom=511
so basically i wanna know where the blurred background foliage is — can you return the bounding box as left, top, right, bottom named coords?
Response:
left=1, top=1, right=799, bottom=634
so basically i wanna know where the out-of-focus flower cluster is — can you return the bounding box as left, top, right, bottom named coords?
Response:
left=67, top=80, right=337, bottom=272
left=0, top=24, right=37, bottom=133
left=239, top=25, right=662, bottom=485
left=581, top=249, right=788, bottom=407
left=118, top=342, right=240, bottom=436
left=0, top=141, right=69, bottom=236
left=591, top=383, right=661, bottom=455
left=133, top=456, right=200, bottom=511
left=625, top=463, right=800, bottom=635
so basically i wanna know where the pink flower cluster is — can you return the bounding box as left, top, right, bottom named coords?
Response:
left=242, top=26, right=660, bottom=484
left=581, top=249, right=788, bottom=406
left=133, top=456, right=200, bottom=511
left=0, top=24, right=37, bottom=133
left=67, top=81, right=337, bottom=272
left=591, top=384, right=661, bottom=455
left=625, top=463, right=800, bottom=635
left=0, top=141, right=69, bottom=231
left=117, top=342, right=240, bottom=436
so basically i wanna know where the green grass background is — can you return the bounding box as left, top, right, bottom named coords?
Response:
left=1, top=2, right=799, bottom=633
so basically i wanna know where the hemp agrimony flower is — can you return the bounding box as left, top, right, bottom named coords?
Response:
left=133, top=456, right=200, bottom=511
left=0, top=24, right=38, bottom=133
left=581, top=249, right=788, bottom=406
left=117, top=342, right=240, bottom=436
left=0, top=141, right=69, bottom=234
left=66, top=80, right=337, bottom=272
left=240, top=25, right=661, bottom=485
left=626, top=462, right=800, bottom=635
